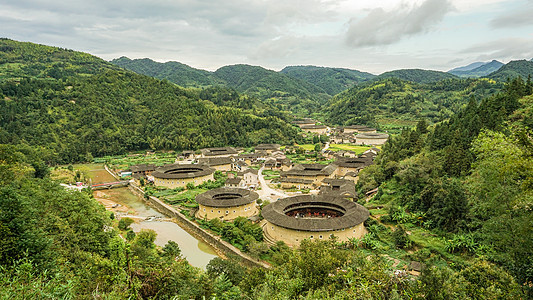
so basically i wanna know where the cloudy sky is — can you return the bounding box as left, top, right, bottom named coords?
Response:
left=1, top=0, right=532, bottom=74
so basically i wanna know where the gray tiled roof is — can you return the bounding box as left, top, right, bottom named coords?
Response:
left=152, top=164, right=215, bottom=179
left=262, top=194, right=369, bottom=231
left=196, top=187, right=258, bottom=207
left=281, top=163, right=337, bottom=177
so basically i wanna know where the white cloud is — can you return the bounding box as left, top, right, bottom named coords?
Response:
left=490, top=1, right=533, bottom=28
left=345, top=0, right=454, bottom=47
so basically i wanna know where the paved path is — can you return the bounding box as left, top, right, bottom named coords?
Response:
left=322, top=142, right=330, bottom=152
left=257, top=166, right=287, bottom=201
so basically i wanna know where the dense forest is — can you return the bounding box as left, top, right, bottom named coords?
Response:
left=375, top=69, right=458, bottom=84
left=488, top=59, right=533, bottom=81
left=324, top=77, right=502, bottom=127
left=112, top=58, right=331, bottom=116
left=357, top=77, right=533, bottom=297
left=280, top=65, right=376, bottom=95
left=0, top=39, right=303, bottom=164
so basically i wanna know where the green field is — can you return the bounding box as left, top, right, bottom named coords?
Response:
left=327, top=144, right=377, bottom=154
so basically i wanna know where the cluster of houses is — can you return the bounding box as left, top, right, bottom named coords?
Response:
left=293, top=119, right=389, bottom=146
left=126, top=123, right=385, bottom=247
left=131, top=144, right=286, bottom=190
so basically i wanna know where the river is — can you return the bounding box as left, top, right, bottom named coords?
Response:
left=84, top=165, right=218, bottom=269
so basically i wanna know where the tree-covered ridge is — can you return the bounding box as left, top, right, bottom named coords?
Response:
left=0, top=40, right=303, bottom=164
left=0, top=38, right=120, bottom=80
left=377, top=68, right=458, bottom=84
left=111, top=57, right=223, bottom=88
left=488, top=59, right=533, bottom=81
left=358, top=77, right=533, bottom=296
left=213, top=64, right=328, bottom=99
left=280, top=65, right=376, bottom=95
left=324, top=77, right=502, bottom=127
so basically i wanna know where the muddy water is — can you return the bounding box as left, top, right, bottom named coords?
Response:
left=85, top=165, right=218, bottom=269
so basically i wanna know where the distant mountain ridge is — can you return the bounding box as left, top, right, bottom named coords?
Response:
left=487, top=60, right=533, bottom=81
left=449, top=62, right=486, bottom=73
left=449, top=60, right=503, bottom=77
left=376, top=69, right=458, bottom=84
left=110, top=57, right=222, bottom=87
left=280, top=65, right=375, bottom=95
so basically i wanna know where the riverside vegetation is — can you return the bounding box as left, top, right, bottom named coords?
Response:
left=1, top=38, right=532, bottom=298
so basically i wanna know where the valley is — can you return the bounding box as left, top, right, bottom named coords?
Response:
left=1, top=38, right=532, bottom=299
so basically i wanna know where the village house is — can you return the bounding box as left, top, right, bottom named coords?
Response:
left=197, top=156, right=233, bottom=172
left=319, top=178, right=357, bottom=201
left=300, top=124, right=328, bottom=135
left=333, top=157, right=373, bottom=177
left=238, top=168, right=259, bottom=188
left=231, top=160, right=249, bottom=172
left=225, top=177, right=246, bottom=188
left=355, top=133, right=389, bottom=146
left=131, top=164, right=156, bottom=177
left=235, top=152, right=266, bottom=166
left=255, top=143, right=281, bottom=153
left=343, top=125, right=377, bottom=134
left=200, top=146, right=238, bottom=158
left=292, top=118, right=316, bottom=128
left=264, top=157, right=293, bottom=171
left=279, top=163, right=337, bottom=189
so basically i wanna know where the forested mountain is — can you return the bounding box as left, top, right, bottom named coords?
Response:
left=112, top=58, right=331, bottom=116
left=280, top=65, right=375, bottom=95
left=0, top=39, right=302, bottom=164
left=488, top=59, right=533, bottom=81
left=448, top=61, right=486, bottom=73
left=110, top=57, right=222, bottom=87
left=449, top=60, right=503, bottom=77
left=324, top=77, right=502, bottom=127
left=358, top=77, right=533, bottom=297
left=376, top=68, right=458, bottom=83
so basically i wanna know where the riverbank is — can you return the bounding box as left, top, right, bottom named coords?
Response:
left=84, top=164, right=218, bottom=269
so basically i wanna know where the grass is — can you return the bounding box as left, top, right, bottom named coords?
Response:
left=295, top=144, right=316, bottom=151
left=97, top=151, right=178, bottom=171
left=327, top=144, right=375, bottom=154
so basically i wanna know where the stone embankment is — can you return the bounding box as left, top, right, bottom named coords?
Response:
left=127, top=183, right=271, bottom=269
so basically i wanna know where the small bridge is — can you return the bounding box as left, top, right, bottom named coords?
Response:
left=91, top=181, right=129, bottom=190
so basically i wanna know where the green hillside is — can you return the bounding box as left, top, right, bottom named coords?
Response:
left=377, top=68, right=458, bottom=84
left=280, top=65, right=375, bottom=95
left=110, top=57, right=222, bottom=87
left=0, top=39, right=302, bottom=163
left=488, top=60, right=533, bottom=81
left=324, top=77, right=502, bottom=127
left=213, top=64, right=330, bottom=115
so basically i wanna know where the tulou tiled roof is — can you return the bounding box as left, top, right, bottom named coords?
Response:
left=281, top=163, right=337, bottom=177
left=200, top=147, right=238, bottom=156
left=262, top=194, right=369, bottom=232
left=355, top=133, right=389, bottom=139
left=131, top=164, right=156, bottom=173
left=197, top=156, right=233, bottom=166
left=152, top=164, right=215, bottom=179
left=255, top=144, right=281, bottom=151
left=196, top=187, right=258, bottom=208
left=333, top=157, right=373, bottom=168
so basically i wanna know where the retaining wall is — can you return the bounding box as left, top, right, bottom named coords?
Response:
left=128, top=184, right=270, bottom=269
